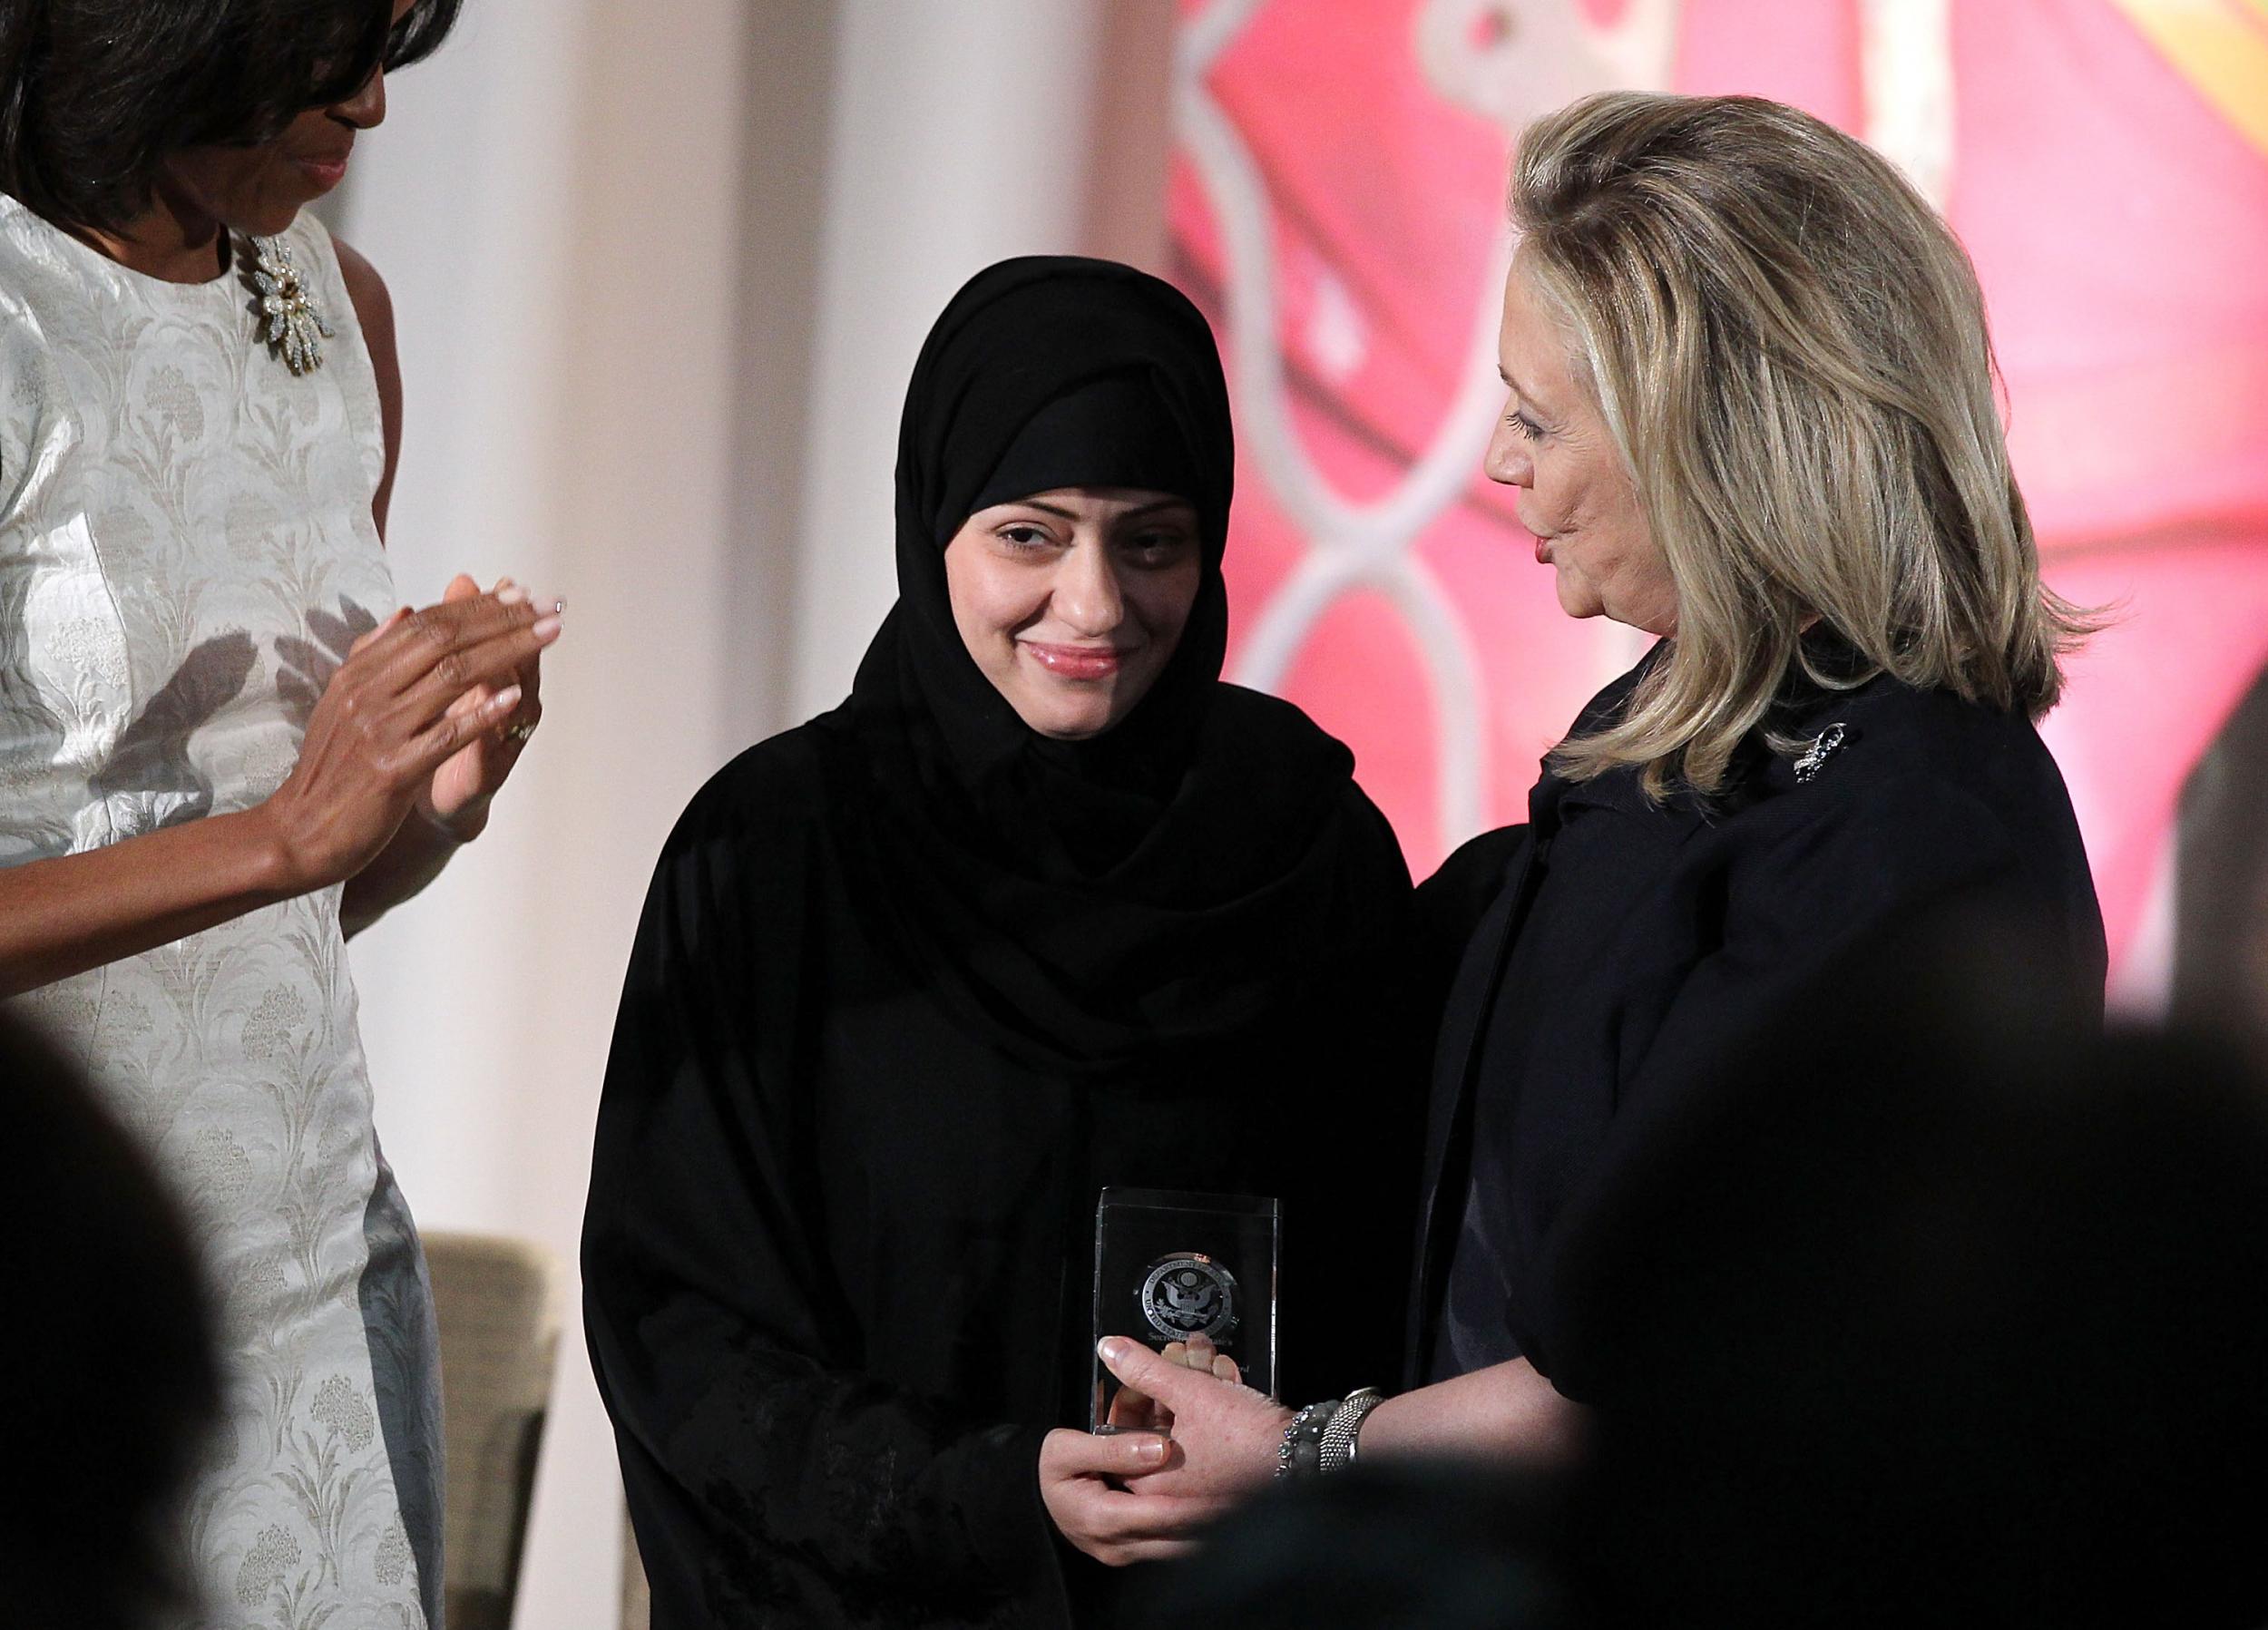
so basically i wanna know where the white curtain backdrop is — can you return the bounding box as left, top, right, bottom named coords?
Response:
left=328, top=3, right=1168, bottom=1623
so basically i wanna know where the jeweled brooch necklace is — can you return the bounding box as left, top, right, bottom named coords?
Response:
left=246, top=236, right=334, bottom=375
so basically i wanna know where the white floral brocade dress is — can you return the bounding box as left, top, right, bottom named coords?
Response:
left=0, top=194, right=443, bottom=1629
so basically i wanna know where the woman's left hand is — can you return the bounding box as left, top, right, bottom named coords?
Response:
left=405, top=573, right=550, bottom=841
left=1098, top=1336, right=1289, bottom=1501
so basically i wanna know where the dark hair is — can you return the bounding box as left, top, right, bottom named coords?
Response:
left=0, top=1011, right=221, bottom=1630
left=0, top=0, right=464, bottom=234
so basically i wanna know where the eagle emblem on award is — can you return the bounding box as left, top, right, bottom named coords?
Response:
left=1139, top=1252, right=1240, bottom=1343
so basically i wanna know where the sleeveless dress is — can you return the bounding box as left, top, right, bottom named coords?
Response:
left=0, top=194, right=443, bottom=1630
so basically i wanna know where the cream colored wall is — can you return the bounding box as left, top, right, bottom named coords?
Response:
left=337, top=3, right=757, bottom=1622
left=332, top=4, right=1170, bottom=1625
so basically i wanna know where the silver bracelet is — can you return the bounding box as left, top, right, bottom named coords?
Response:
left=1317, top=1387, right=1387, bottom=1475
left=1275, top=1399, right=1335, bottom=1479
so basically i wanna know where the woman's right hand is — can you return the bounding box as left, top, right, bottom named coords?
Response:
left=1104, top=1335, right=1240, bottom=1435
left=255, top=588, right=562, bottom=891
left=1038, top=1427, right=1231, bottom=1567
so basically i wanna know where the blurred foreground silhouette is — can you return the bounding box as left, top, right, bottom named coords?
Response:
left=0, top=1013, right=220, bottom=1630
left=1153, top=915, right=2268, bottom=1627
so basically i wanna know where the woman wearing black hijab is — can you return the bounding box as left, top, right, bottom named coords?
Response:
left=584, top=257, right=1421, bottom=1627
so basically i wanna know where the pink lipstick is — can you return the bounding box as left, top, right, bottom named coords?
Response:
left=1023, top=642, right=1123, bottom=680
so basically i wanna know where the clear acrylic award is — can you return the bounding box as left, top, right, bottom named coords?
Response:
left=1091, top=1187, right=1280, bottom=1431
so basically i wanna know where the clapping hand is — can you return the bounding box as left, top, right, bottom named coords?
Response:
left=259, top=581, right=561, bottom=889
left=398, top=573, right=554, bottom=840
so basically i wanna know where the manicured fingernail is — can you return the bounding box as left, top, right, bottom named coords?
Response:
left=497, top=582, right=529, bottom=606
left=491, top=684, right=523, bottom=712
left=532, top=613, right=562, bottom=639
left=1098, top=1338, right=1124, bottom=1363
left=551, top=596, right=567, bottom=615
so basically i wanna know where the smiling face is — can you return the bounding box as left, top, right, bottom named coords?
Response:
left=1484, top=258, right=1678, bottom=638
left=155, top=0, right=411, bottom=239
left=943, top=486, right=1205, bottom=740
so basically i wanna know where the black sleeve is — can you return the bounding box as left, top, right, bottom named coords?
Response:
left=1306, top=793, right=1430, bottom=1398
left=1413, top=823, right=1531, bottom=1017
left=582, top=786, right=1061, bottom=1626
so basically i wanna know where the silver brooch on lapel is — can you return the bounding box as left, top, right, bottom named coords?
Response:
left=1793, top=722, right=1849, bottom=784
left=246, top=236, right=334, bottom=375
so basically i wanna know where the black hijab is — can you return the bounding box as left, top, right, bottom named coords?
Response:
left=812, top=255, right=1379, bottom=1077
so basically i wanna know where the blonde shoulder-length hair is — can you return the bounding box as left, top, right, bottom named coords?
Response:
left=1513, top=91, right=2095, bottom=798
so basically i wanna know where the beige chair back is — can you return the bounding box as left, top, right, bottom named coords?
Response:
left=621, top=1503, right=650, bottom=1630
left=425, top=1230, right=562, bottom=1630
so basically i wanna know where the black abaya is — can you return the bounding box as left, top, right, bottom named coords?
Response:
left=584, top=259, right=1422, bottom=1628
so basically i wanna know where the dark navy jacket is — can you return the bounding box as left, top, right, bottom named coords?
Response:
left=1408, top=649, right=2107, bottom=1388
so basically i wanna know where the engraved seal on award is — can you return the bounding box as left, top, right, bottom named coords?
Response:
left=1139, top=1251, right=1239, bottom=1343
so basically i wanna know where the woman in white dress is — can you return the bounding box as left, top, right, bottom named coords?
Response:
left=0, top=1, right=558, bottom=1623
